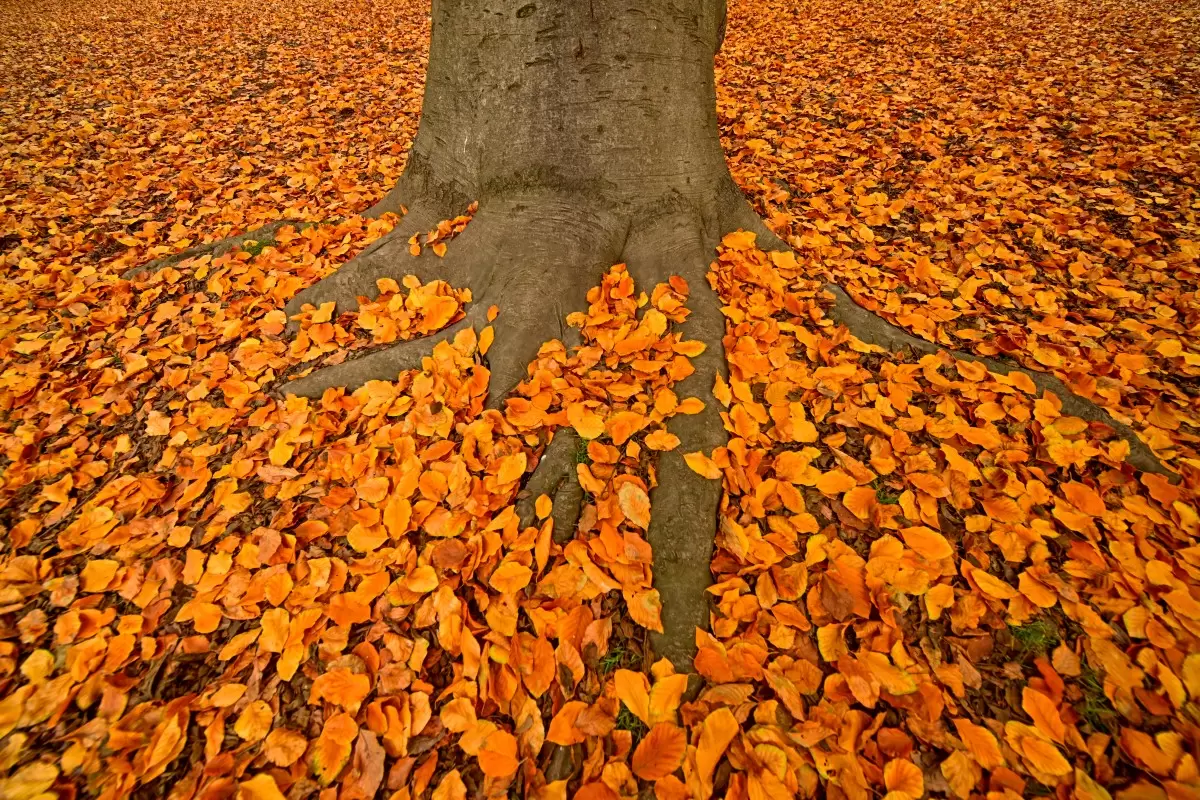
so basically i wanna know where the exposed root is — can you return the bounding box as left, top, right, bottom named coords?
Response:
left=282, top=205, right=461, bottom=335
left=278, top=183, right=1173, bottom=682
left=516, top=429, right=585, bottom=545
left=721, top=195, right=1176, bottom=481
left=282, top=312, right=482, bottom=399
left=717, top=179, right=789, bottom=253
left=121, top=219, right=327, bottom=280
left=823, top=283, right=1175, bottom=480
left=284, top=197, right=624, bottom=407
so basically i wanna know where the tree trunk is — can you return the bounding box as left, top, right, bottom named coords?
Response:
left=285, top=0, right=783, bottom=671
left=371, top=0, right=731, bottom=219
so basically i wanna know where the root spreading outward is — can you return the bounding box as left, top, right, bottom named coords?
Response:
left=131, top=183, right=1175, bottom=672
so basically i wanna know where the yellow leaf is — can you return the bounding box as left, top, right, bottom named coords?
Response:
left=614, top=670, right=651, bottom=724
left=683, top=452, right=722, bottom=479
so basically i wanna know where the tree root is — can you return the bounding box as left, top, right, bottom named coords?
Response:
left=622, top=211, right=728, bottom=673
left=281, top=194, right=733, bottom=672
left=823, top=283, right=1174, bottom=480
left=515, top=428, right=585, bottom=545
left=278, top=185, right=1175, bottom=677
left=284, top=312, right=483, bottom=399
left=723, top=201, right=1174, bottom=481
left=121, top=219, right=329, bottom=280
left=283, top=195, right=624, bottom=402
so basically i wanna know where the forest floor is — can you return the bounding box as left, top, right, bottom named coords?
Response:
left=1, top=0, right=1199, bottom=798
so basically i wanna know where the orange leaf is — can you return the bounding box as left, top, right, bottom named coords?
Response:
left=607, top=411, right=645, bottom=445
left=1019, top=734, right=1071, bottom=776
left=953, top=718, right=1003, bottom=769
left=1062, top=481, right=1105, bottom=516
left=631, top=723, right=687, bottom=780
left=263, top=728, right=308, bottom=767
left=575, top=784, right=621, bottom=800
left=234, top=700, right=273, bottom=741
left=211, top=683, right=247, bottom=707
left=644, top=429, right=681, bottom=451
left=883, top=758, right=924, bottom=796
left=1119, top=728, right=1177, bottom=776
left=925, top=584, right=956, bottom=621
left=648, top=673, right=688, bottom=724
left=940, top=751, right=982, bottom=799
left=489, top=561, right=533, bottom=594
left=966, top=563, right=1019, bottom=600
left=568, top=404, right=606, bottom=439
left=1022, top=687, right=1066, bottom=743
left=626, top=588, right=664, bottom=632
left=310, top=668, right=371, bottom=712
left=440, top=698, right=477, bottom=732
left=432, top=771, right=466, bottom=800
left=842, top=486, right=877, bottom=520
left=356, top=476, right=390, bottom=504
left=80, top=559, right=119, bottom=593
left=815, top=469, right=857, bottom=495
left=695, top=707, right=738, bottom=788
left=495, top=452, right=527, bottom=485
left=404, top=565, right=439, bottom=594
left=311, top=713, right=358, bottom=785
left=546, top=700, right=588, bottom=745
left=477, top=729, right=519, bottom=777
left=653, top=775, right=691, bottom=800
left=614, top=670, right=651, bottom=724
left=238, top=774, right=286, bottom=800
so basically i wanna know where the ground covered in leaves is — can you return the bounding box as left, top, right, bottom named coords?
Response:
left=1, top=0, right=1199, bottom=798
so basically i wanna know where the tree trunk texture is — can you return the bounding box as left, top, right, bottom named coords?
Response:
left=285, top=0, right=788, bottom=671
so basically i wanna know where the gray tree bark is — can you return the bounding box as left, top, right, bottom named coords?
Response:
left=283, top=0, right=777, bottom=671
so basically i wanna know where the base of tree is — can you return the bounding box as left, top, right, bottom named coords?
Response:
left=126, top=186, right=1171, bottom=672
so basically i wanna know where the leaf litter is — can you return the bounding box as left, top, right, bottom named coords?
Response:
left=0, top=0, right=1199, bottom=798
